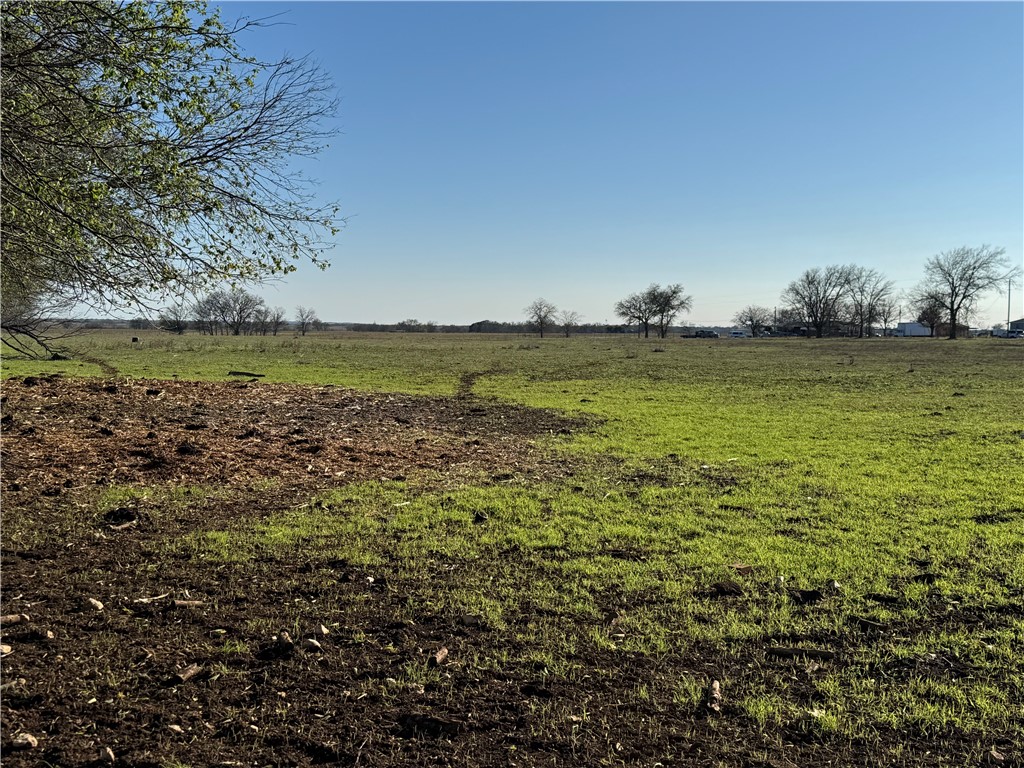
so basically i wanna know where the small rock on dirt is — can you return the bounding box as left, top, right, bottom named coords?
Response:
left=12, top=732, right=39, bottom=749
left=87, top=598, right=105, bottom=611
left=430, top=646, right=449, bottom=667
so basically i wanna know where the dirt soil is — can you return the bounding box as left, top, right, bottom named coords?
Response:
left=0, top=376, right=1017, bottom=767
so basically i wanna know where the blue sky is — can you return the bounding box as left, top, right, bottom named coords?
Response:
left=225, top=1, right=1023, bottom=327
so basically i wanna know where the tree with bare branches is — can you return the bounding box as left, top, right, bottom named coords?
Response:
left=917, top=245, right=1016, bottom=339
left=646, top=284, right=693, bottom=338
left=733, top=305, right=773, bottom=337
left=524, top=299, right=558, bottom=338
left=295, top=306, right=319, bottom=336
left=846, top=267, right=894, bottom=337
left=559, top=310, right=582, bottom=337
left=781, top=265, right=853, bottom=338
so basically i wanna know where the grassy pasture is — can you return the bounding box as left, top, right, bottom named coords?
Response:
left=2, top=331, right=1022, bottom=766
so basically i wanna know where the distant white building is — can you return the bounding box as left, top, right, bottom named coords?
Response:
left=894, top=322, right=931, bottom=337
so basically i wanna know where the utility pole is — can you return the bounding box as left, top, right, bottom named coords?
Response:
left=1008, top=277, right=1012, bottom=332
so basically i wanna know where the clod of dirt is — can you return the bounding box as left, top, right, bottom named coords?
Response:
left=788, top=588, right=824, bottom=605
left=709, top=579, right=744, bottom=597
left=865, top=592, right=903, bottom=606
left=257, top=630, right=295, bottom=660
left=103, top=507, right=138, bottom=527
left=430, top=647, right=449, bottom=667
left=175, top=441, right=202, bottom=455
left=87, top=598, right=105, bottom=611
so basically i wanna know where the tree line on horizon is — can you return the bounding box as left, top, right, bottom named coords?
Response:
left=520, top=246, right=1018, bottom=341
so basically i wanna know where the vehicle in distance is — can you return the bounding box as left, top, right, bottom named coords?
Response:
left=694, top=330, right=720, bottom=338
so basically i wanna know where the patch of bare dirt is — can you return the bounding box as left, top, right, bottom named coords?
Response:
left=0, top=375, right=589, bottom=497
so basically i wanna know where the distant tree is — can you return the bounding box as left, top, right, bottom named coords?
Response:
left=781, top=265, right=853, bottom=338
left=558, top=309, right=582, bottom=337
left=875, top=296, right=900, bottom=336
left=158, top=303, right=190, bottom=335
left=733, top=305, right=773, bottom=337
left=614, top=292, right=655, bottom=338
left=267, top=306, right=287, bottom=336
left=191, top=292, right=223, bottom=335
left=917, top=245, right=1016, bottom=339
left=219, top=288, right=265, bottom=336
left=397, top=319, right=423, bottom=332
left=295, top=306, right=319, bottom=336
left=913, top=293, right=945, bottom=337
left=524, top=298, right=558, bottom=338
left=645, top=284, right=693, bottom=338
left=846, top=267, right=894, bottom=337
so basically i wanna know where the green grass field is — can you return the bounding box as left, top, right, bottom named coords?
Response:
left=2, top=331, right=1022, bottom=766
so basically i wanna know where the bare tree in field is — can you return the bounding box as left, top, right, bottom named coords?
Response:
left=559, top=310, right=582, bottom=337
left=268, top=307, right=287, bottom=336
left=295, top=306, right=319, bottom=336
left=917, top=245, right=1017, bottom=339
left=524, top=298, right=558, bottom=338
left=220, top=288, right=266, bottom=336
left=876, top=296, right=900, bottom=335
left=615, top=283, right=689, bottom=338
left=646, top=284, right=692, bottom=338
left=846, top=267, right=894, bottom=337
left=158, top=303, right=190, bottom=335
left=781, top=265, right=853, bottom=338
left=614, top=292, right=655, bottom=338
left=733, top=305, right=773, bottom=337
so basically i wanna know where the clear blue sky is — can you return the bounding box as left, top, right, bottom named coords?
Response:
left=223, top=1, right=1023, bottom=327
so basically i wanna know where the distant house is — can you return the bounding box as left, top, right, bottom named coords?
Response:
left=894, top=322, right=931, bottom=337
left=1010, top=318, right=1024, bottom=332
